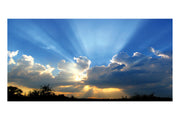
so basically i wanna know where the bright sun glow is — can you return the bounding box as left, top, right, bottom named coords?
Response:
left=74, top=71, right=88, bottom=81
left=75, top=74, right=82, bottom=81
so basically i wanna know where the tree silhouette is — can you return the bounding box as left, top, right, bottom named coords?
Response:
left=28, top=84, right=55, bottom=97
left=8, top=86, right=23, bottom=96
left=28, top=89, right=40, bottom=97
left=40, top=84, right=53, bottom=96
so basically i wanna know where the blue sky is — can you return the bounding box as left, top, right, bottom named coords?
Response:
left=8, top=19, right=172, bottom=98
left=8, top=19, right=172, bottom=67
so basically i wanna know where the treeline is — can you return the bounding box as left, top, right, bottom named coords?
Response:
left=8, top=85, right=172, bottom=101
left=8, top=85, right=74, bottom=101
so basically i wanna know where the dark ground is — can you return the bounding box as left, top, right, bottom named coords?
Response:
left=8, top=95, right=172, bottom=101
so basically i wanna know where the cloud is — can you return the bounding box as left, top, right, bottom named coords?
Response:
left=54, top=85, right=83, bottom=93
left=54, top=71, right=77, bottom=85
left=58, top=56, right=91, bottom=73
left=8, top=54, right=55, bottom=88
left=74, top=56, right=91, bottom=72
left=17, top=55, right=34, bottom=66
left=8, top=52, right=128, bottom=98
left=8, top=53, right=91, bottom=89
left=8, top=50, right=19, bottom=64
left=110, top=51, right=149, bottom=69
left=150, top=47, right=170, bottom=59
left=81, top=85, right=128, bottom=99
left=56, top=56, right=91, bottom=82
left=8, top=50, right=19, bottom=58
left=85, top=50, right=172, bottom=97
left=54, top=84, right=127, bottom=99
left=8, top=49, right=172, bottom=98
left=110, top=52, right=130, bottom=66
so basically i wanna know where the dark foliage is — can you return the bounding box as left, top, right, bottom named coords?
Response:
left=28, top=84, right=55, bottom=97
left=8, top=86, right=23, bottom=96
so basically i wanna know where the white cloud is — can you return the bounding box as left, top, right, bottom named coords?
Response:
left=74, top=56, right=91, bottom=72
left=150, top=47, right=170, bottom=59
left=8, top=50, right=19, bottom=58
left=8, top=52, right=92, bottom=89
left=133, top=52, right=143, bottom=57
left=110, top=52, right=130, bottom=66
left=40, top=65, right=55, bottom=75
left=8, top=50, right=19, bottom=64
left=110, top=51, right=150, bottom=72
left=57, top=60, right=76, bottom=72
left=57, top=56, right=91, bottom=82
left=17, top=55, right=34, bottom=66
left=9, top=58, right=16, bottom=64
left=157, top=53, right=170, bottom=59
left=8, top=53, right=55, bottom=88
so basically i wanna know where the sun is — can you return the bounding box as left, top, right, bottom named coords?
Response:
left=75, top=74, right=82, bottom=81
left=74, top=72, right=88, bottom=81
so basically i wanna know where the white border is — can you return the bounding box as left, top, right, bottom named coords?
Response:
left=0, top=0, right=179, bottom=120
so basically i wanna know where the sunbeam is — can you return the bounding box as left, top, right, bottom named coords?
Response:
left=70, top=19, right=142, bottom=66
left=8, top=19, right=77, bottom=62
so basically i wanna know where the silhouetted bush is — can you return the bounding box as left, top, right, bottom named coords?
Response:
left=28, top=89, right=40, bottom=97
left=8, top=86, right=23, bottom=97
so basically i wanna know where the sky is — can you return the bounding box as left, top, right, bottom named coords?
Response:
left=8, top=19, right=172, bottom=98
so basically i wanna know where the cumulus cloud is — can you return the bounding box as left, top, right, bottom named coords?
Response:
left=110, top=52, right=130, bottom=66
left=8, top=50, right=19, bottom=64
left=8, top=52, right=128, bottom=98
left=8, top=52, right=102, bottom=98
left=74, top=56, right=91, bottom=72
left=8, top=49, right=172, bottom=98
left=86, top=50, right=172, bottom=97
left=8, top=54, right=55, bottom=88
left=56, top=56, right=91, bottom=82
left=54, top=71, right=77, bottom=85
left=57, top=59, right=75, bottom=72
left=17, top=55, right=34, bottom=66
left=8, top=53, right=91, bottom=89
left=58, top=56, right=91, bottom=73
left=110, top=51, right=148, bottom=68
